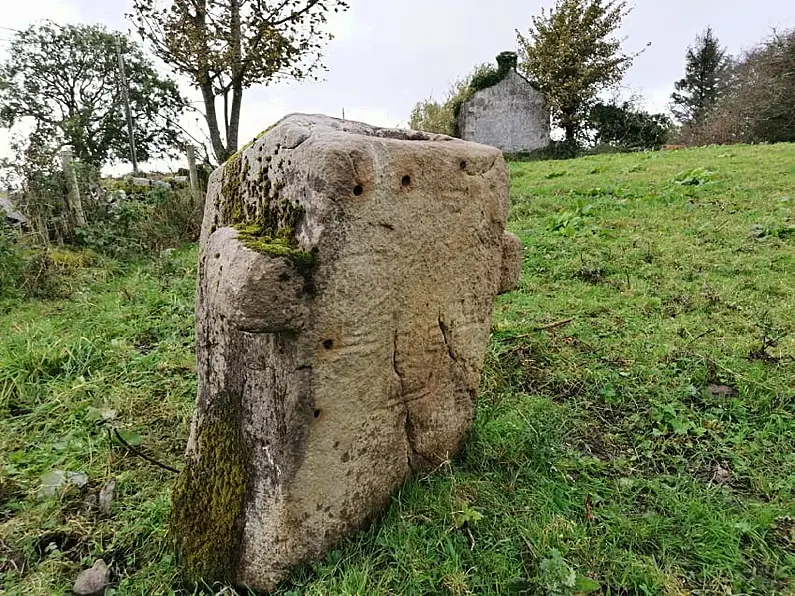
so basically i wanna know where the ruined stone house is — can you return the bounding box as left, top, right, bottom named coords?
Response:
left=457, top=52, right=550, bottom=153
left=0, top=195, right=27, bottom=228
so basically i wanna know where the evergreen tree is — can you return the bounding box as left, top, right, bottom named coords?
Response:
left=671, top=27, right=732, bottom=125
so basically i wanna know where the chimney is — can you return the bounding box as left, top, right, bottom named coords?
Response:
left=496, top=51, right=518, bottom=75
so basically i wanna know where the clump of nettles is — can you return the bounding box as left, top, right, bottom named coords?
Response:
left=218, top=146, right=315, bottom=272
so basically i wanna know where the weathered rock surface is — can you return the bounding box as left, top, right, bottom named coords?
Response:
left=171, top=114, right=522, bottom=591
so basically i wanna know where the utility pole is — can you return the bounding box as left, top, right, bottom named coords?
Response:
left=115, top=34, right=139, bottom=175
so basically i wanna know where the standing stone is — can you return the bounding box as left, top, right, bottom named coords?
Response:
left=171, top=114, right=522, bottom=592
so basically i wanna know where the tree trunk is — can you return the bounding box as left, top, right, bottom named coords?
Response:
left=228, top=81, right=243, bottom=154
left=563, top=123, right=578, bottom=151
left=223, top=89, right=230, bottom=144
left=195, top=0, right=229, bottom=164
left=226, top=0, right=243, bottom=156
left=59, top=145, right=87, bottom=237
left=186, top=144, right=201, bottom=207
left=201, top=83, right=229, bottom=163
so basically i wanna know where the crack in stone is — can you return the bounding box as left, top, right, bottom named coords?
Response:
left=438, top=315, right=456, bottom=361
left=392, top=328, right=416, bottom=469
left=392, top=329, right=403, bottom=395
left=348, top=151, right=362, bottom=184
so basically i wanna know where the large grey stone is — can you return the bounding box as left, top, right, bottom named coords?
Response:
left=171, top=114, right=522, bottom=592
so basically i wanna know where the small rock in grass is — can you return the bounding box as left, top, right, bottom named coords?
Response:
left=707, top=384, right=737, bottom=397
left=38, top=470, right=65, bottom=498
left=748, top=224, right=767, bottom=239
left=99, top=479, right=116, bottom=515
left=73, top=559, right=111, bottom=595
left=67, top=472, right=89, bottom=488
left=712, top=464, right=731, bottom=485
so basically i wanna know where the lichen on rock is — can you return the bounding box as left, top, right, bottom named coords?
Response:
left=215, top=135, right=313, bottom=272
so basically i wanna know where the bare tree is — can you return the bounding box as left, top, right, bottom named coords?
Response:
left=683, top=28, right=795, bottom=145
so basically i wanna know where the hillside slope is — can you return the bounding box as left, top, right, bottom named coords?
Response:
left=1, top=143, right=793, bottom=595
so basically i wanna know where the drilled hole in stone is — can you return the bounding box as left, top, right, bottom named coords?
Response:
left=313, top=409, right=321, bottom=418
left=460, top=160, right=467, bottom=170
left=323, top=339, right=334, bottom=350
left=353, top=185, right=363, bottom=196
left=401, top=175, right=411, bottom=187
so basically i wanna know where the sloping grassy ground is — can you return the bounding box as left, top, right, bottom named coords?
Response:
left=1, top=144, right=793, bottom=595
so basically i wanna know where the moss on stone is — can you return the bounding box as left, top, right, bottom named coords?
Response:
left=170, top=406, right=248, bottom=585
left=220, top=151, right=246, bottom=223
left=217, top=133, right=316, bottom=279
left=233, top=222, right=316, bottom=272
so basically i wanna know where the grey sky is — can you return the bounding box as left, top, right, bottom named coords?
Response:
left=2, top=0, right=794, bottom=167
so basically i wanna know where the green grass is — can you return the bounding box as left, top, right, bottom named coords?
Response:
left=1, top=143, right=794, bottom=595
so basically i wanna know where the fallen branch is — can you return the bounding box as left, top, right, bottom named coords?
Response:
left=501, top=318, right=575, bottom=341
left=112, top=428, right=181, bottom=474
left=535, top=317, right=574, bottom=331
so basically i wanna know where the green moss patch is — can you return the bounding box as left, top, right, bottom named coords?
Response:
left=170, top=400, right=248, bottom=584
left=233, top=223, right=316, bottom=273
left=215, top=143, right=316, bottom=277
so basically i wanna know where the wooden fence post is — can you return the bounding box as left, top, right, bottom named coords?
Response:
left=186, top=144, right=200, bottom=200
left=59, top=146, right=87, bottom=230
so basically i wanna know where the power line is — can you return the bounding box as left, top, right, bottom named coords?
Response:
left=0, top=26, right=22, bottom=33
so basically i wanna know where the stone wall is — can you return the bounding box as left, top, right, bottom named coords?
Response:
left=458, top=71, right=550, bottom=153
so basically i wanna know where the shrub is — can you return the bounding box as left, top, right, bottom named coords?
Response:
left=0, top=228, right=25, bottom=300
left=0, top=230, right=95, bottom=301
left=137, top=186, right=204, bottom=250
left=19, top=250, right=67, bottom=299
left=75, top=185, right=203, bottom=257
left=409, top=62, right=504, bottom=137
left=589, top=101, right=672, bottom=151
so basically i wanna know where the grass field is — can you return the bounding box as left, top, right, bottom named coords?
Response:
left=1, top=143, right=794, bottom=595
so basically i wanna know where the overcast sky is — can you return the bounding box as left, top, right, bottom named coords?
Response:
left=1, top=0, right=793, bottom=170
